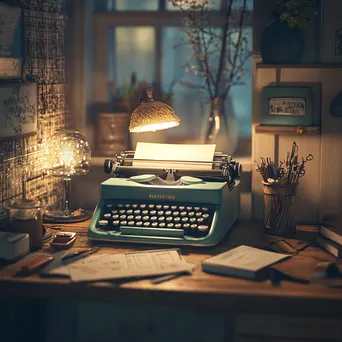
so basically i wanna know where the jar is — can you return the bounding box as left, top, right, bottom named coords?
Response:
left=7, top=199, right=44, bottom=251
left=263, top=182, right=297, bottom=237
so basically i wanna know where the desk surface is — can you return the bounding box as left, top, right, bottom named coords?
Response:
left=1, top=220, right=342, bottom=316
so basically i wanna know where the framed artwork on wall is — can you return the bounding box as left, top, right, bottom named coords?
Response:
left=261, top=84, right=321, bottom=126
left=0, top=82, right=38, bottom=140
left=0, top=3, right=23, bottom=79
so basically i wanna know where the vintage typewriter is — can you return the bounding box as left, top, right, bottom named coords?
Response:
left=88, top=150, right=241, bottom=246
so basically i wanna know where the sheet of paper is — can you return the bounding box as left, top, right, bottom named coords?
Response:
left=204, top=245, right=290, bottom=272
left=133, top=142, right=216, bottom=170
left=67, top=249, right=194, bottom=283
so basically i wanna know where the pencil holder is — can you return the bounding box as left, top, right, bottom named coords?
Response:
left=263, top=182, right=297, bottom=236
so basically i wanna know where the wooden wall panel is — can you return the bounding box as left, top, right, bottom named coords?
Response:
left=252, top=66, right=342, bottom=223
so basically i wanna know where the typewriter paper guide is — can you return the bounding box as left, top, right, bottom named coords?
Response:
left=133, top=142, right=216, bottom=170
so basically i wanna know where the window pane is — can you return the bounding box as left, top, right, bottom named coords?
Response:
left=115, top=0, right=159, bottom=11
left=162, top=27, right=252, bottom=139
left=113, top=27, right=155, bottom=89
left=167, top=0, right=221, bottom=11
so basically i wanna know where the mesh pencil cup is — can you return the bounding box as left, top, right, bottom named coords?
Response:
left=263, top=182, right=297, bottom=236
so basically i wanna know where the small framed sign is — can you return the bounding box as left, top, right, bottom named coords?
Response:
left=262, top=86, right=320, bottom=126
left=0, top=3, right=23, bottom=79
left=0, top=82, right=38, bottom=140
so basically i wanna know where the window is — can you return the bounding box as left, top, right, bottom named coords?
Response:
left=92, top=0, right=253, bottom=156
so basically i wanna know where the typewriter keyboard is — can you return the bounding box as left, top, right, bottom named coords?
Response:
left=96, top=203, right=215, bottom=239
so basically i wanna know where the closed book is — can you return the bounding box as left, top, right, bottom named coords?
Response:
left=316, top=235, right=342, bottom=258
left=202, top=245, right=289, bottom=280
left=320, top=225, right=342, bottom=246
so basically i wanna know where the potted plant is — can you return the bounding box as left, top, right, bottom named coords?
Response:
left=169, top=0, right=251, bottom=152
left=259, top=0, right=319, bottom=64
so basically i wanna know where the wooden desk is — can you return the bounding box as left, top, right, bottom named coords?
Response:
left=1, top=220, right=342, bottom=342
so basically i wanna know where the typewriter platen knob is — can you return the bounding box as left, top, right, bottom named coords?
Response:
left=104, top=159, right=114, bottom=174
left=233, top=162, right=242, bottom=178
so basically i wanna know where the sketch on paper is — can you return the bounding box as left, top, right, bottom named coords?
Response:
left=0, top=83, right=37, bottom=139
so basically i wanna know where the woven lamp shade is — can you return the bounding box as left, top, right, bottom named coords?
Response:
left=129, top=101, right=180, bottom=133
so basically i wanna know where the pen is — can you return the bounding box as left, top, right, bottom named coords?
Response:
left=61, top=247, right=100, bottom=261
left=151, top=272, right=187, bottom=284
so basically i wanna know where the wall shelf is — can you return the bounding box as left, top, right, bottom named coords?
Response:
left=256, top=63, right=342, bottom=69
left=255, top=125, right=321, bottom=135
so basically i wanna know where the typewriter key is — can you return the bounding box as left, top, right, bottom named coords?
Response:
left=202, top=213, right=210, bottom=219
left=165, top=211, right=172, bottom=216
left=163, top=205, right=169, bottom=209
left=111, top=209, right=119, bottom=214
left=159, top=222, right=166, bottom=228
left=118, top=204, right=124, bottom=208
left=132, top=204, right=138, bottom=208
left=157, top=211, right=164, bottom=216
left=166, top=216, right=173, bottom=222
left=135, top=215, right=142, bottom=221
left=112, top=220, right=120, bottom=226
left=128, top=221, right=135, bottom=226
left=142, top=216, right=149, bottom=221
left=151, top=216, right=157, bottom=222
left=181, top=217, right=189, bottom=222
left=194, top=207, right=200, bottom=211
left=103, top=213, right=111, bottom=220
left=150, top=210, right=156, bottom=215
left=158, top=216, right=165, bottom=222
left=202, top=207, right=209, bottom=212
left=121, top=221, right=127, bottom=226
left=167, top=223, right=174, bottom=228
left=183, top=223, right=190, bottom=234
left=188, top=211, right=195, bottom=217
left=174, top=217, right=181, bottom=222
left=179, top=206, right=185, bottom=211
left=190, top=224, right=198, bottom=234
left=156, top=205, right=162, bottom=209
left=119, top=210, right=126, bottom=214
left=140, top=204, right=146, bottom=209
left=134, top=210, right=140, bottom=214
left=190, top=217, right=196, bottom=223
left=186, top=206, right=193, bottom=210
left=98, top=220, right=108, bottom=229
left=198, top=225, right=209, bottom=236
left=143, top=222, right=150, bottom=227
left=136, top=221, right=143, bottom=226
left=173, top=211, right=179, bottom=216
left=175, top=223, right=182, bottom=228
left=151, top=222, right=158, bottom=227
left=171, top=206, right=177, bottom=210
left=197, top=218, right=204, bottom=223
left=106, top=204, right=113, bottom=209
left=119, top=215, right=127, bottom=220
left=127, top=215, right=134, bottom=221
left=126, top=209, right=133, bottom=215
left=125, top=204, right=131, bottom=208
left=196, top=212, right=202, bottom=217
left=142, top=210, right=149, bottom=215
left=180, top=211, right=187, bottom=217
left=148, top=204, right=155, bottom=209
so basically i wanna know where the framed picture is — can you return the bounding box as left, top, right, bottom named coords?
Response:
left=262, top=85, right=321, bottom=126
left=0, top=82, right=38, bottom=140
left=0, top=3, right=23, bottom=79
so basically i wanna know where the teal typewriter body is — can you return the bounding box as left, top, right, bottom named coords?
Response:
left=88, top=151, right=241, bottom=247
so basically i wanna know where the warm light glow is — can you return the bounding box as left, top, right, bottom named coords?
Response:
left=44, top=129, right=91, bottom=177
left=130, top=120, right=179, bottom=133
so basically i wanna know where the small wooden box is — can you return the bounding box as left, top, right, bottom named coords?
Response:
left=96, top=113, right=129, bottom=156
left=261, top=85, right=320, bottom=126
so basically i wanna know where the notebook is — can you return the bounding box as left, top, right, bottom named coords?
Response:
left=202, top=245, right=290, bottom=280
left=316, top=235, right=342, bottom=258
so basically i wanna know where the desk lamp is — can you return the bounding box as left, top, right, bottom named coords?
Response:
left=43, top=129, right=92, bottom=223
left=129, top=85, right=180, bottom=133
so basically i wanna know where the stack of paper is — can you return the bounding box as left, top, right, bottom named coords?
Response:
left=42, top=249, right=194, bottom=283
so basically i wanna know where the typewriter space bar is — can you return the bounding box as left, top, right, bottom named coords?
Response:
left=120, top=226, right=184, bottom=238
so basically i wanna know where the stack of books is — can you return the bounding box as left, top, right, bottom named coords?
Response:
left=316, top=225, right=342, bottom=258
